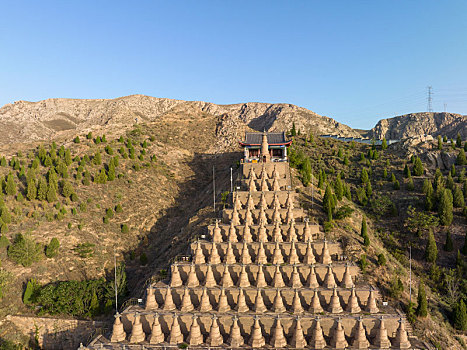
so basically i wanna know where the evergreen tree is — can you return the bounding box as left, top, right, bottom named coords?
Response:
left=439, top=188, right=453, bottom=226
left=413, top=157, right=424, bottom=176
left=61, top=181, right=74, bottom=198
left=23, top=279, right=36, bottom=304
left=0, top=156, right=6, bottom=166
left=443, top=135, right=448, bottom=142
left=291, top=122, right=297, bottom=136
left=361, top=216, right=367, bottom=237
left=89, top=290, right=100, bottom=316
left=425, top=229, right=438, bottom=263
left=7, top=233, right=43, bottom=267
left=37, top=177, right=48, bottom=201
left=107, top=163, right=116, bottom=181
left=365, top=181, right=372, bottom=197
left=334, top=174, right=343, bottom=200
left=403, top=164, right=410, bottom=178
left=360, top=168, right=369, bottom=184
left=416, top=281, right=428, bottom=317
left=363, top=232, right=370, bottom=247
left=5, top=173, right=16, bottom=196
left=454, top=300, right=467, bottom=331
left=453, top=185, right=465, bottom=208
left=73, top=136, right=80, bottom=143
left=437, top=135, right=443, bottom=150
left=45, top=237, right=60, bottom=258
left=407, top=178, right=415, bottom=191
left=94, top=169, right=107, bottom=184
left=446, top=173, right=454, bottom=190
left=382, top=137, right=388, bottom=150
left=383, top=168, right=388, bottom=179
left=65, top=149, right=72, bottom=166
left=46, top=184, right=57, bottom=203
left=451, top=164, right=456, bottom=177
left=444, top=230, right=454, bottom=252
left=93, top=151, right=102, bottom=165
left=26, top=179, right=37, bottom=201
left=456, top=149, right=466, bottom=165
left=47, top=168, right=58, bottom=190
left=456, top=132, right=462, bottom=148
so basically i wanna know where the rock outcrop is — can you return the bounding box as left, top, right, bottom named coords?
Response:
left=369, top=112, right=467, bottom=140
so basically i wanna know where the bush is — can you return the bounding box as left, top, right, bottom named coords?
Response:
left=115, top=204, right=123, bottom=213
left=105, top=208, right=114, bottom=219
left=86, top=132, right=93, bottom=140
left=23, top=279, right=39, bottom=305
left=358, top=254, right=368, bottom=272
left=74, top=243, right=95, bottom=258
left=389, top=277, right=404, bottom=298
left=8, top=234, right=43, bottom=267
left=377, top=253, right=386, bottom=266
left=121, top=224, right=129, bottom=233
left=334, top=205, right=354, bottom=220
left=45, top=238, right=60, bottom=258
left=73, top=136, right=80, bottom=143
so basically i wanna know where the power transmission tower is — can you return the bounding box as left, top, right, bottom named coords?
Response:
left=427, top=86, right=433, bottom=112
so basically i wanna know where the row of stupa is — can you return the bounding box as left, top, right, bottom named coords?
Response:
left=85, top=132, right=422, bottom=349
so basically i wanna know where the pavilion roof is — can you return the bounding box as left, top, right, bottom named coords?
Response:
left=240, top=132, right=292, bottom=146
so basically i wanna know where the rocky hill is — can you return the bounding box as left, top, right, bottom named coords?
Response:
left=368, top=112, right=467, bottom=140
left=0, top=95, right=360, bottom=151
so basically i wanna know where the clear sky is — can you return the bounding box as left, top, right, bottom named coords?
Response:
left=1, top=1, right=466, bottom=129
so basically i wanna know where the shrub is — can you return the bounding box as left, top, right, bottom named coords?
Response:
left=45, top=238, right=60, bottom=258
left=389, top=277, right=404, bottom=298
left=334, top=205, right=354, bottom=220
left=74, top=242, right=95, bottom=258
left=358, top=255, right=368, bottom=272
left=416, top=281, right=428, bottom=317
left=0, top=235, right=10, bottom=249
left=8, top=234, right=43, bottom=267
left=377, top=253, right=386, bottom=266
left=86, top=132, right=93, bottom=140
left=73, top=136, right=80, bottom=143
left=454, top=300, right=467, bottom=331
left=115, top=204, right=123, bottom=213
left=23, top=279, right=39, bottom=304
left=444, top=230, right=454, bottom=251
left=105, top=208, right=114, bottom=219
left=121, top=224, right=129, bottom=233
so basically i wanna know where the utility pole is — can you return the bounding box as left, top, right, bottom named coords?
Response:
left=212, top=166, right=216, bottom=213
left=114, top=248, right=118, bottom=313
left=409, top=245, right=412, bottom=304
left=427, top=86, right=433, bottom=112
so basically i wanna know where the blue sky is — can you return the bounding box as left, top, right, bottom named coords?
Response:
left=1, top=1, right=466, bottom=129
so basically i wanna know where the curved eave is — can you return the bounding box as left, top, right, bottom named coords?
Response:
left=238, top=140, right=293, bottom=147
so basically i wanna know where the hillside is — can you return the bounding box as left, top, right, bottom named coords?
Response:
left=0, top=96, right=465, bottom=349
left=0, top=95, right=360, bottom=150
left=369, top=112, right=467, bottom=140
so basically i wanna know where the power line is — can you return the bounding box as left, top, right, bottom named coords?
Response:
left=427, top=86, right=433, bottom=112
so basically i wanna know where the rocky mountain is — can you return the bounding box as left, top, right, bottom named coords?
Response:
left=0, top=95, right=360, bottom=149
left=368, top=112, right=467, bottom=140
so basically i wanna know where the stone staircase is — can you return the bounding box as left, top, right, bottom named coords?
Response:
left=85, top=159, right=423, bottom=349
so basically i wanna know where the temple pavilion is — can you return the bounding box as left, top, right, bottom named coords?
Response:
left=83, top=131, right=425, bottom=349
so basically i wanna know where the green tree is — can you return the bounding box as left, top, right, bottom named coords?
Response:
left=438, top=188, right=453, bottom=226
left=107, top=163, right=116, bottom=181
left=444, top=230, right=454, bottom=251
left=456, top=132, right=462, bottom=148
left=5, top=173, right=16, bottom=196
left=425, top=229, right=438, bottom=263
left=121, top=224, right=129, bottom=233
left=381, top=137, right=387, bottom=150
left=443, top=135, right=448, bottom=142
left=453, top=299, right=467, bottom=331
left=93, top=151, right=102, bottom=165
left=46, top=184, right=57, bottom=203
left=413, top=157, right=424, bottom=176
left=73, top=136, right=80, bottom=143
left=451, top=163, right=456, bottom=177
left=423, top=179, right=434, bottom=211
left=456, top=149, right=466, bottom=165
left=437, top=135, right=442, bottom=150
left=7, top=234, right=43, bottom=267
left=61, top=181, right=74, bottom=198
left=37, top=177, right=48, bottom=201
left=405, top=206, right=439, bottom=237
left=361, top=216, right=367, bottom=236
left=45, top=238, right=60, bottom=258
left=377, top=253, right=386, bottom=266
left=94, top=169, right=107, bottom=184
left=453, top=185, right=465, bottom=208
left=291, top=122, right=297, bottom=136
left=26, top=179, right=37, bottom=201
left=334, top=174, right=344, bottom=201
left=360, top=168, right=369, bottom=184
left=23, top=279, right=37, bottom=305
left=416, top=281, right=428, bottom=317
